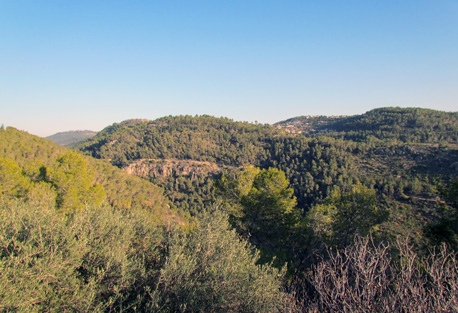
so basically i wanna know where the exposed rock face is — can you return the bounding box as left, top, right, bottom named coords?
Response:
left=125, top=158, right=235, bottom=181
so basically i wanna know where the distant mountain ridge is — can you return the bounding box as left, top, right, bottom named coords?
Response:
left=46, top=130, right=97, bottom=147
left=276, top=107, right=458, bottom=143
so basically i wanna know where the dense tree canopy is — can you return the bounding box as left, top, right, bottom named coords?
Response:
left=306, top=184, right=389, bottom=247
left=218, top=166, right=300, bottom=265
left=277, top=107, right=458, bottom=144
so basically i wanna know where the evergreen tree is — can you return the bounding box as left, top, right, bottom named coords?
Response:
left=307, top=184, right=388, bottom=247
left=218, top=166, right=299, bottom=264
left=49, top=152, right=106, bottom=212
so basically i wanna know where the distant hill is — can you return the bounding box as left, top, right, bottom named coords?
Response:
left=276, top=107, right=458, bottom=144
left=76, top=115, right=283, bottom=213
left=46, top=130, right=97, bottom=147
left=77, top=115, right=282, bottom=166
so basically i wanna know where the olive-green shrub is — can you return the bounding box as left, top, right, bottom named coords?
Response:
left=149, top=207, right=295, bottom=313
left=0, top=199, right=163, bottom=312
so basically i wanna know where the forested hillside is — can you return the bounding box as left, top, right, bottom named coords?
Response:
left=78, top=115, right=280, bottom=165
left=0, top=127, right=170, bottom=220
left=277, top=107, right=458, bottom=144
left=75, top=107, right=458, bottom=270
left=77, top=115, right=282, bottom=214
left=76, top=109, right=458, bottom=242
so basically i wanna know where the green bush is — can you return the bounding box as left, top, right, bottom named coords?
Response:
left=0, top=198, right=294, bottom=312
left=149, top=207, right=295, bottom=313
left=0, top=199, right=163, bottom=312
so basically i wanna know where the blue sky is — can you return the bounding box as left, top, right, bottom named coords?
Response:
left=1, top=1, right=458, bottom=137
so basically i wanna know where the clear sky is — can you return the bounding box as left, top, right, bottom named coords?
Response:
left=1, top=1, right=458, bottom=137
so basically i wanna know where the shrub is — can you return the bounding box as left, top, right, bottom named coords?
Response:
left=148, top=207, right=296, bottom=313
left=0, top=198, right=163, bottom=312
left=306, top=235, right=458, bottom=312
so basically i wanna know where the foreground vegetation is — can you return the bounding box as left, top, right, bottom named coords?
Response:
left=301, top=235, right=458, bottom=312
left=2, top=197, right=457, bottom=312
left=0, top=198, right=294, bottom=312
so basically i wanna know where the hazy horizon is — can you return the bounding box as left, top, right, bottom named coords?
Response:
left=2, top=1, right=458, bottom=137
left=4, top=105, right=456, bottom=138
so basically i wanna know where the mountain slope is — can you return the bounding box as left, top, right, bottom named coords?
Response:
left=1, top=127, right=171, bottom=222
left=46, top=130, right=97, bottom=147
left=77, top=115, right=283, bottom=166
left=276, top=107, right=458, bottom=144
